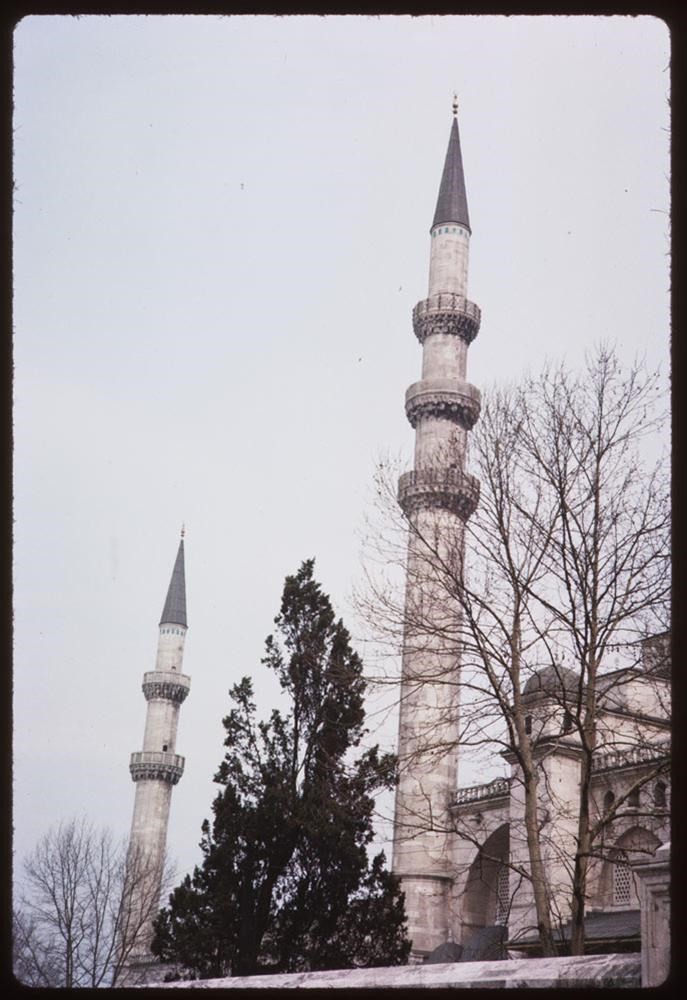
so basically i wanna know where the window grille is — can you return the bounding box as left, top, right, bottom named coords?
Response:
left=613, top=852, right=633, bottom=906
left=495, top=864, right=510, bottom=925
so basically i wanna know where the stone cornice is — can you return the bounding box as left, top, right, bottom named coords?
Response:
left=598, top=706, right=671, bottom=729
left=398, top=468, right=479, bottom=521
left=405, top=379, right=481, bottom=430
left=413, top=293, right=481, bottom=346
left=501, top=738, right=583, bottom=766
left=394, top=872, right=454, bottom=884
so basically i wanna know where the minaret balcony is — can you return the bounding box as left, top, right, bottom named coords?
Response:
left=413, top=293, right=481, bottom=345
left=129, top=751, right=185, bottom=785
left=405, top=379, right=481, bottom=430
left=142, top=671, right=191, bottom=704
left=398, top=468, right=480, bottom=521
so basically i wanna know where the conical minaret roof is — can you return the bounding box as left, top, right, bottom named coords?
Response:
left=432, top=115, right=470, bottom=232
left=160, top=536, right=187, bottom=627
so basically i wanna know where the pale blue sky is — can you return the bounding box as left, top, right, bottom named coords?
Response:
left=13, top=15, right=670, bottom=881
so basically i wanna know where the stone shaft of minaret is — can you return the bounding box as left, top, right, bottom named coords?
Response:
left=392, top=110, right=481, bottom=958
left=126, top=533, right=191, bottom=962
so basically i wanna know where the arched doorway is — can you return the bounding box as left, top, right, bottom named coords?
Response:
left=461, top=824, right=510, bottom=935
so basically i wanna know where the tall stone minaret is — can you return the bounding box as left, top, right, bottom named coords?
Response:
left=124, top=530, right=191, bottom=975
left=392, top=100, right=481, bottom=958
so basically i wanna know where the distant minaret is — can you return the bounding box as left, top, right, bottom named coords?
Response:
left=124, top=530, right=190, bottom=976
left=392, top=99, right=481, bottom=958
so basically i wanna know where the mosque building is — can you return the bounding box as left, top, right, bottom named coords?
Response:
left=122, top=104, right=670, bottom=978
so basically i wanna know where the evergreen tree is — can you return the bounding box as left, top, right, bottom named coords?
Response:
left=152, top=560, right=409, bottom=979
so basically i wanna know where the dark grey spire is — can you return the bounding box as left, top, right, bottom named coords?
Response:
left=432, top=116, right=471, bottom=232
left=160, top=536, right=187, bottom=627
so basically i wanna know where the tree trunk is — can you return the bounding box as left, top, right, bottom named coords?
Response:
left=569, top=752, right=592, bottom=955
left=522, top=766, right=557, bottom=956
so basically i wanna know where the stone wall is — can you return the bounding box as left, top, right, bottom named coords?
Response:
left=633, top=841, right=670, bottom=986
left=147, top=953, right=640, bottom=989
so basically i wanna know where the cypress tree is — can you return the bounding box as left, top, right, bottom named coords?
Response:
left=152, top=560, right=409, bottom=978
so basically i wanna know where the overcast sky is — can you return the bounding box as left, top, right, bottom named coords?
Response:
left=13, top=14, right=670, bottom=884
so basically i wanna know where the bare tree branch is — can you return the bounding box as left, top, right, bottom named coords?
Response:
left=357, top=346, right=669, bottom=957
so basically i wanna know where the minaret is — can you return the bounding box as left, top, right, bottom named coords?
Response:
left=124, top=530, right=191, bottom=975
left=392, top=99, right=481, bottom=958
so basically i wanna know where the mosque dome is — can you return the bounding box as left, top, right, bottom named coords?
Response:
left=522, top=664, right=581, bottom=700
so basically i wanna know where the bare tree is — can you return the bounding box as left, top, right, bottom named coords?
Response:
left=515, top=348, right=669, bottom=952
left=14, top=817, right=174, bottom=987
left=12, top=906, right=61, bottom=986
left=358, top=345, right=669, bottom=956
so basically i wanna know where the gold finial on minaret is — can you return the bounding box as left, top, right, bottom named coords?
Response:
left=452, top=93, right=458, bottom=117
left=181, top=523, right=185, bottom=539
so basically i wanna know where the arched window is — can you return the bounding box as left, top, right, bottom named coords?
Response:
left=628, top=786, right=640, bottom=808
left=654, top=781, right=667, bottom=808
left=596, top=827, right=661, bottom=912
left=563, top=710, right=574, bottom=733
left=604, top=790, right=615, bottom=813
left=525, top=715, right=532, bottom=735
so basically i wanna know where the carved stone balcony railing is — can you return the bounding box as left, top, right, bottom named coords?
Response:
left=142, top=670, right=191, bottom=704
left=398, top=468, right=480, bottom=521
left=129, top=751, right=185, bottom=785
left=405, top=379, right=481, bottom=431
left=592, top=740, right=670, bottom=775
left=413, top=294, right=481, bottom=346
left=452, top=777, right=512, bottom=808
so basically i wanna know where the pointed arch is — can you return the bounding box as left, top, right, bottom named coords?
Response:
left=596, top=826, right=661, bottom=910
left=461, top=823, right=510, bottom=935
